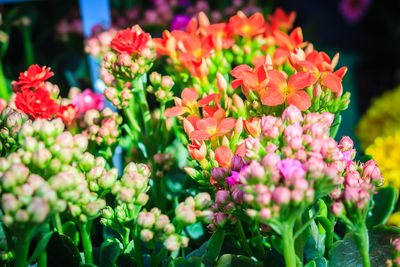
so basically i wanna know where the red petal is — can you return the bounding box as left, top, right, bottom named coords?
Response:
left=261, top=88, right=285, bottom=106
left=288, top=71, right=317, bottom=90
left=287, top=90, right=311, bottom=111
left=234, top=143, right=246, bottom=157
left=334, top=67, right=347, bottom=79
left=196, top=117, right=217, bottom=132
left=181, top=88, right=199, bottom=102
left=198, top=93, right=218, bottom=107
left=214, top=117, right=235, bottom=136
left=267, top=70, right=287, bottom=90
left=322, top=73, right=342, bottom=93
left=231, top=79, right=243, bottom=89
left=215, top=146, right=233, bottom=168
left=189, top=130, right=211, bottom=141
left=164, top=106, right=186, bottom=117
left=231, top=64, right=252, bottom=78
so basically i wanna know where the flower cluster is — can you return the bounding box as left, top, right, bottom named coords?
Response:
left=84, top=27, right=118, bottom=58
left=0, top=107, right=29, bottom=155
left=80, top=108, right=122, bottom=146
left=356, top=86, right=400, bottom=149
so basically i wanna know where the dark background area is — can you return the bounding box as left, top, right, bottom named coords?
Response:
left=0, top=0, right=399, bottom=114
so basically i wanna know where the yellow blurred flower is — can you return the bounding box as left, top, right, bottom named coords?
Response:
left=387, top=212, right=400, bottom=227
left=356, top=86, right=400, bottom=150
left=365, top=131, right=400, bottom=189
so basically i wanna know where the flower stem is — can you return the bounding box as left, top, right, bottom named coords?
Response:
left=0, top=60, right=9, bottom=100
left=202, top=229, right=225, bottom=265
left=79, top=222, right=94, bottom=264
left=354, top=223, right=370, bottom=267
left=294, top=216, right=303, bottom=265
left=122, top=227, right=130, bottom=248
left=54, top=214, right=63, bottom=235
left=235, top=220, right=253, bottom=257
left=37, top=248, right=47, bottom=267
left=133, top=225, right=144, bottom=267
left=282, top=224, right=297, bottom=267
left=14, top=235, right=30, bottom=267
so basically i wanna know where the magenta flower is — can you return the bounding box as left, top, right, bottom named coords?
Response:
left=278, top=158, right=305, bottom=180
left=226, top=164, right=248, bottom=186
left=72, top=89, right=105, bottom=113
left=171, top=14, right=191, bottom=31
left=339, top=0, right=371, bottom=23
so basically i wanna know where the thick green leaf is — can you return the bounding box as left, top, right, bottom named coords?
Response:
left=169, top=257, right=205, bottom=267
left=186, top=223, right=204, bottom=240
left=305, top=261, right=316, bottom=267
left=62, top=221, right=79, bottom=246
left=47, top=233, right=81, bottom=267
left=100, top=240, right=121, bottom=267
left=28, top=231, right=53, bottom=264
left=215, top=254, right=261, bottom=267
left=315, top=257, right=328, bottom=267
left=328, top=225, right=400, bottom=267
left=201, top=229, right=225, bottom=266
left=367, top=186, right=397, bottom=228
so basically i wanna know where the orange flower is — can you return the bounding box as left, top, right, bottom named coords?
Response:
left=244, top=117, right=261, bottom=137
left=189, top=117, right=236, bottom=141
left=187, top=139, right=207, bottom=161
left=273, top=27, right=307, bottom=65
left=268, top=8, right=296, bottom=32
left=231, top=64, right=269, bottom=95
left=178, top=34, right=214, bottom=63
left=260, top=70, right=317, bottom=111
left=228, top=12, right=266, bottom=38
left=215, top=146, right=233, bottom=168
left=153, top=30, right=177, bottom=58
left=57, top=104, right=78, bottom=125
left=164, top=88, right=218, bottom=117
left=321, top=67, right=347, bottom=94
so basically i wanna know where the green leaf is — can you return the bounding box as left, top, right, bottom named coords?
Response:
left=185, top=222, right=204, bottom=240
left=201, top=229, right=225, bottom=266
left=47, top=233, right=81, bottom=266
left=169, top=257, right=205, bottom=267
left=62, top=221, right=79, bottom=246
left=367, top=186, right=397, bottom=228
left=116, top=253, right=135, bottom=267
left=270, top=235, right=283, bottom=254
left=100, top=240, right=121, bottom=267
left=215, top=254, right=261, bottom=267
left=305, top=261, right=316, bottom=267
left=328, top=225, right=400, bottom=267
left=28, top=231, right=53, bottom=264
left=360, top=154, right=373, bottom=163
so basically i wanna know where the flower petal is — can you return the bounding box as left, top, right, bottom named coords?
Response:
left=181, top=88, right=199, bottom=103
left=198, top=93, right=218, bottom=107
left=288, top=71, right=317, bottom=90
left=261, top=88, right=285, bottom=106
left=164, top=106, right=186, bottom=117
left=189, top=130, right=211, bottom=141
left=287, top=90, right=311, bottom=111
left=214, top=117, right=236, bottom=136
left=322, top=72, right=342, bottom=93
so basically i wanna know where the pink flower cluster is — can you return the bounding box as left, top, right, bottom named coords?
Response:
left=208, top=105, right=379, bottom=226
left=84, top=27, right=118, bottom=58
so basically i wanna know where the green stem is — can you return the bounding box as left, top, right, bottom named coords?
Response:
left=20, top=26, right=34, bottom=67
left=123, top=107, right=142, bottom=135
left=134, top=75, right=151, bottom=137
left=133, top=225, right=144, bottom=267
left=250, top=226, right=265, bottom=261
left=282, top=224, right=297, bottom=267
left=202, top=229, right=225, bottom=265
left=79, top=222, right=94, bottom=264
left=54, top=214, right=63, bottom=235
left=354, top=223, right=370, bottom=267
left=37, top=248, right=47, bottom=267
left=122, top=227, right=130, bottom=248
left=235, top=220, right=253, bottom=257
left=154, top=175, right=166, bottom=212
left=14, top=235, right=30, bottom=267
left=0, top=60, right=9, bottom=100
left=294, top=217, right=303, bottom=265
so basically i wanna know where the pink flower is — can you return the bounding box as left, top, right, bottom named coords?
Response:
left=72, top=89, right=105, bottom=113
left=278, top=158, right=305, bottom=180
left=339, top=0, right=371, bottom=23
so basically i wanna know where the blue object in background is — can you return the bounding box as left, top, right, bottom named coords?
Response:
left=79, top=0, right=123, bottom=172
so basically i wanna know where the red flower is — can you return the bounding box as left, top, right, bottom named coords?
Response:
left=268, top=8, right=296, bottom=32
left=110, top=26, right=150, bottom=55
left=228, top=12, right=266, bottom=38
left=187, top=140, right=207, bottom=161
left=189, top=117, right=236, bottom=141
left=57, top=104, right=78, bottom=125
left=260, top=70, right=317, bottom=111
left=15, top=88, right=60, bottom=119
left=14, top=64, right=54, bottom=91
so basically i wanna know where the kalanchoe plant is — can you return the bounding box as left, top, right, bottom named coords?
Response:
left=0, top=6, right=396, bottom=267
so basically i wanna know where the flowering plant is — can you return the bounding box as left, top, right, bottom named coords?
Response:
left=0, top=7, right=397, bottom=267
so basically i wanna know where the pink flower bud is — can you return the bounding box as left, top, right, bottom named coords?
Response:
left=216, top=72, right=227, bottom=93
left=282, top=105, right=303, bottom=124
left=140, top=229, right=154, bottom=242
left=330, top=202, right=344, bottom=216
left=284, top=123, right=303, bottom=140
left=345, top=171, right=361, bottom=187
left=262, top=153, right=280, bottom=168
left=231, top=185, right=244, bottom=203
left=175, top=204, right=196, bottom=225
left=28, top=197, right=49, bottom=223
left=118, top=54, right=132, bottom=66
left=343, top=186, right=359, bottom=203
left=272, top=187, right=291, bottom=204
left=161, top=76, right=174, bottom=88
left=247, top=161, right=265, bottom=179
left=213, top=212, right=227, bottom=226
left=155, top=214, right=170, bottom=230
left=362, top=161, right=382, bottom=184
left=265, top=143, right=278, bottom=153
left=138, top=212, right=156, bottom=228
left=231, top=155, right=246, bottom=172
left=339, top=136, right=354, bottom=150
left=259, top=207, right=271, bottom=220
left=194, top=192, right=211, bottom=210
left=257, top=192, right=271, bottom=205
left=292, top=178, right=308, bottom=191
left=215, top=190, right=229, bottom=205
left=289, top=137, right=303, bottom=150
left=164, top=235, right=179, bottom=251
left=291, top=190, right=304, bottom=203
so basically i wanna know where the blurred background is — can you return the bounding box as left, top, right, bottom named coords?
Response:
left=0, top=0, right=399, bottom=147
